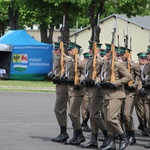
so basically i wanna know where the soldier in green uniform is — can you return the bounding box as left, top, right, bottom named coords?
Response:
left=81, top=52, right=91, bottom=132
left=100, top=43, right=132, bottom=150
left=48, top=42, right=69, bottom=143
left=145, top=46, right=150, bottom=133
left=80, top=41, right=109, bottom=149
left=135, top=52, right=149, bottom=136
left=64, top=42, right=85, bottom=145
left=117, top=47, right=141, bottom=145
left=137, top=51, right=150, bottom=148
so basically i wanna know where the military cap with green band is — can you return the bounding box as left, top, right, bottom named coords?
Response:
left=54, top=42, right=66, bottom=50
left=100, top=49, right=106, bottom=57
left=147, top=45, right=150, bottom=54
left=67, top=42, right=82, bottom=51
left=117, top=46, right=126, bottom=55
left=137, top=52, right=148, bottom=58
left=105, top=43, right=118, bottom=52
left=54, top=42, right=60, bottom=50
left=83, top=52, right=90, bottom=58
left=88, top=40, right=102, bottom=49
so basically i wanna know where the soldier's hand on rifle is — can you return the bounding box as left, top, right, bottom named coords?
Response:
left=128, top=86, right=135, bottom=92
left=47, top=72, right=54, bottom=81
left=139, top=88, right=146, bottom=97
left=99, top=81, right=106, bottom=88
left=60, top=74, right=67, bottom=82
left=81, top=79, right=87, bottom=87
left=53, top=74, right=61, bottom=84
left=89, top=80, right=95, bottom=86
left=95, top=82, right=101, bottom=89
left=73, top=85, right=80, bottom=90
left=109, top=83, right=117, bottom=89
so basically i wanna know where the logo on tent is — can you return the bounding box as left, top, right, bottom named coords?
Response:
left=12, top=54, right=28, bottom=71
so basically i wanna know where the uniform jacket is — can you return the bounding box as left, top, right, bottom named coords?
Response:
left=52, top=55, right=71, bottom=94
left=118, top=59, right=141, bottom=89
left=66, top=57, right=85, bottom=96
left=84, top=57, right=104, bottom=97
left=142, top=63, right=150, bottom=99
left=101, top=60, right=132, bottom=99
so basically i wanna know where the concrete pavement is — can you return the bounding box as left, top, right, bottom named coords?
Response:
left=0, top=91, right=149, bottom=150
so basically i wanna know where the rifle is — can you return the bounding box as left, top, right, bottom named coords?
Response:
left=74, top=47, right=79, bottom=85
left=125, top=24, right=132, bottom=86
left=92, top=40, right=97, bottom=80
left=60, top=41, right=64, bottom=76
left=117, top=26, right=120, bottom=48
left=60, top=15, right=65, bottom=76
left=92, top=13, right=100, bottom=80
left=74, top=20, right=79, bottom=85
left=110, top=17, right=117, bottom=83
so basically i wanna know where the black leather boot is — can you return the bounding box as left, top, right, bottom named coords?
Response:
left=100, top=136, right=116, bottom=150
left=64, top=130, right=76, bottom=145
left=128, top=130, right=136, bottom=145
left=83, top=124, right=91, bottom=132
left=81, top=133, right=98, bottom=148
left=138, top=124, right=143, bottom=131
left=52, top=126, right=69, bottom=143
left=142, top=124, right=149, bottom=136
left=71, top=129, right=85, bottom=145
left=145, top=142, right=150, bottom=148
left=117, top=133, right=129, bottom=150
left=100, top=130, right=109, bottom=148
left=82, top=113, right=91, bottom=132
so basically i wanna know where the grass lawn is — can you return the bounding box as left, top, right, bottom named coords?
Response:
left=0, top=80, right=55, bottom=92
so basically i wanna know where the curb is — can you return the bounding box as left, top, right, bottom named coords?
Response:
left=0, top=86, right=56, bottom=91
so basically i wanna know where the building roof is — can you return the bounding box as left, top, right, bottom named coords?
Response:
left=113, top=14, right=150, bottom=30
left=71, top=14, right=150, bottom=36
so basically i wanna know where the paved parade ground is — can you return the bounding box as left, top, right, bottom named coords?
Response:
left=0, top=91, right=149, bottom=150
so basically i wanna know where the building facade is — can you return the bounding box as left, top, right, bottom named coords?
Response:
left=27, top=14, right=150, bottom=61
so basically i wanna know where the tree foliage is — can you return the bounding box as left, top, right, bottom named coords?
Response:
left=0, top=0, right=149, bottom=44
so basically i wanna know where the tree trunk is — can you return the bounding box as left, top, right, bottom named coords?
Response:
left=8, top=1, right=19, bottom=30
left=0, top=22, right=5, bottom=36
left=40, top=28, right=48, bottom=43
left=48, top=26, right=54, bottom=44
left=89, top=0, right=105, bottom=43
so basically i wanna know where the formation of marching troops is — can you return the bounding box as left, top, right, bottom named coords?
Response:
left=48, top=40, right=150, bottom=150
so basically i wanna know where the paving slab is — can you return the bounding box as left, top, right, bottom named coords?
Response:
left=0, top=91, right=149, bottom=150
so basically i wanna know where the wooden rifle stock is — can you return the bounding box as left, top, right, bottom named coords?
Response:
left=60, top=41, right=64, bottom=76
left=110, top=43, right=116, bottom=83
left=92, top=42, right=97, bottom=80
left=73, top=48, right=79, bottom=85
left=126, top=49, right=132, bottom=86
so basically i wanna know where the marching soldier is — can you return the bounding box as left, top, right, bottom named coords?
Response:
left=135, top=52, right=149, bottom=136
left=80, top=41, right=109, bottom=149
left=117, top=47, right=141, bottom=145
left=48, top=42, right=69, bottom=143
left=81, top=52, right=91, bottom=132
left=137, top=51, right=150, bottom=148
left=64, top=42, right=85, bottom=145
left=100, top=43, right=132, bottom=150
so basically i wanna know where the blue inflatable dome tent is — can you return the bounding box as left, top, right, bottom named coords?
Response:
left=0, top=30, right=53, bottom=81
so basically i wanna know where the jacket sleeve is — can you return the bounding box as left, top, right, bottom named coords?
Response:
left=132, top=62, right=141, bottom=89
left=114, top=62, right=132, bottom=88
